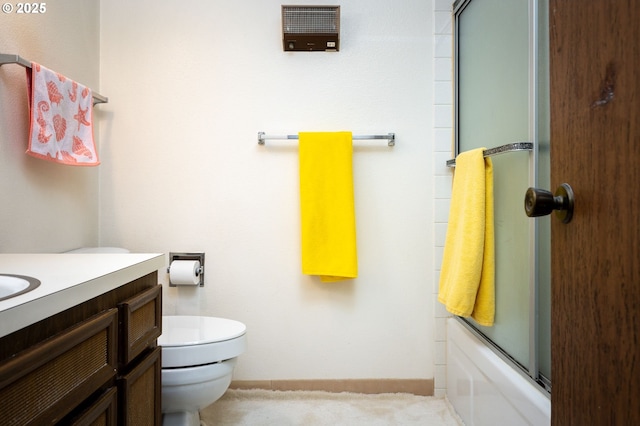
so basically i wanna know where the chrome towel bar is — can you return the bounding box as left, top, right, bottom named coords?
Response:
left=446, top=142, right=533, bottom=167
left=0, top=53, right=108, bottom=105
left=258, top=132, right=395, bottom=146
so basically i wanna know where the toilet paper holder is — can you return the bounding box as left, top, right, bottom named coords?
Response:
left=168, top=252, right=205, bottom=287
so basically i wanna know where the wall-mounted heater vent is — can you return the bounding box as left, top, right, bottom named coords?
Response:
left=282, top=5, right=340, bottom=52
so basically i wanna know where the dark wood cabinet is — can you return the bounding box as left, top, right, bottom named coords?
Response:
left=0, top=272, right=162, bottom=425
left=118, top=284, right=162, bottom=367
left=118, top=346, right=161, bottom=425
left=117, top=284, right=162, bottom=425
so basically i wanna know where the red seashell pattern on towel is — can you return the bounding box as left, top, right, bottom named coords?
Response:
left=25, top=62, right=100, bottom=166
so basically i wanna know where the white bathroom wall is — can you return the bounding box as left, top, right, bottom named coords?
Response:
left=99, top=0, right=435, bottom=381
left=0, top=3, right=101, bottom=253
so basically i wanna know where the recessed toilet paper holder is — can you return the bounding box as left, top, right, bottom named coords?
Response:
left=168, top=252, right=205, bottom=287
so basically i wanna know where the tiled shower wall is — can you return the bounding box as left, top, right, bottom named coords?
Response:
left=432, top=0, right=454, bottom=397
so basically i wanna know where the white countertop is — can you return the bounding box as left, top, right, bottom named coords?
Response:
left=0, top=253, right=165, bottom=338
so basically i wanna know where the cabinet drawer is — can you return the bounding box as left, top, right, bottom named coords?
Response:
left=118, top=285, right=162, bottom=365
left=0, top=309, right=118, bottom=425
left=118, top=346, right=161, bottom=426
left=65, top=386, right=118, bottom=426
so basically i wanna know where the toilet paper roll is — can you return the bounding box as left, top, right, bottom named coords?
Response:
left=169, top=260, right=201, bottom=286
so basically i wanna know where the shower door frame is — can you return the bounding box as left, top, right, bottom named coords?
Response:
left=452, top=0, right=550, bottom=393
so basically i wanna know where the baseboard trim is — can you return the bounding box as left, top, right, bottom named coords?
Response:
left=230, top=379, right=434, bottom=396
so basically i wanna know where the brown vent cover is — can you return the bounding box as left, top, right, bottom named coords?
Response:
left=282, top=5, right=340, bottom=51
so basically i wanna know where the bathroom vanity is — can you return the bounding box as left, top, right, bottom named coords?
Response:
left=0, top=253, right=164, bottom=425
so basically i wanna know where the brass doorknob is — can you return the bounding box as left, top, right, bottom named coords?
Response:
left=524, top=183, right=574, bottom=223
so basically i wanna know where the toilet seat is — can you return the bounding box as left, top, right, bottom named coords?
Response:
left=162, top=358, right=237, bottom=387
left=159, top=315, right=247, bottom=368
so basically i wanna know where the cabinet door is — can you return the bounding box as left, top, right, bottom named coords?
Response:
left=118, top=346, right=161, bottom=426
left=0, top=309, right=118, bottom=425
left=118, top=285, right=162, bottom=366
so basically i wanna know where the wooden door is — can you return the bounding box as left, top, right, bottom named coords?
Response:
left=549, top=1, right=640, bottom=424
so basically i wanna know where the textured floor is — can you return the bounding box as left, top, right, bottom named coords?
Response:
left=200, top=389, right=464, bottom=426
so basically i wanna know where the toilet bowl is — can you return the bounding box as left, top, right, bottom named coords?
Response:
left=159, top=315, right=247, bottom=426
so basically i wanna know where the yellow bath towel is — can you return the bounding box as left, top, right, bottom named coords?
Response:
left=438, top=148, right=495, bottom=326
left=299, top=132, right=357, bottom=282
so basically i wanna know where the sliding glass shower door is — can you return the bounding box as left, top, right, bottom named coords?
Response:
left=454, top=0, right=550, bottom=390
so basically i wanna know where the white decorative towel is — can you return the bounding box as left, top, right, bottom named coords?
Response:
left=25, top=62, right=99, bottom=166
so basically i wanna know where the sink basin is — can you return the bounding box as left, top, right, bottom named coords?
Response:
left=0, top=274, right=41, bottom=301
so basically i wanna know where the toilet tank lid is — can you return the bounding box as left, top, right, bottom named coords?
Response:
left=159, top=315, right=246, bottom=346
left=66, top=247, right=130, bottom=254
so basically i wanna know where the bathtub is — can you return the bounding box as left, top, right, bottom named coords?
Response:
left=446, top=318, right=551, bottom=425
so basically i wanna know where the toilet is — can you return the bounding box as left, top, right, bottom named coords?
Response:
left=159, top=315, right=247, bottom=426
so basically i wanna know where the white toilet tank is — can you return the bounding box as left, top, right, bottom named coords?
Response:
left=65, top=247, right=131, bottom=254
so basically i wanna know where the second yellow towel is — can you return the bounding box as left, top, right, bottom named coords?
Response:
left=299, top=132, right=357, bottom=282
left=438, top=148, right=495, bottom=326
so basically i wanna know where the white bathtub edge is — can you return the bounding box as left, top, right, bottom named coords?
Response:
left=447, top=318, right=551, bottom=425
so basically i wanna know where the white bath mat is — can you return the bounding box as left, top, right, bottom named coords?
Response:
left=200, top=389, right=464, bottom=426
